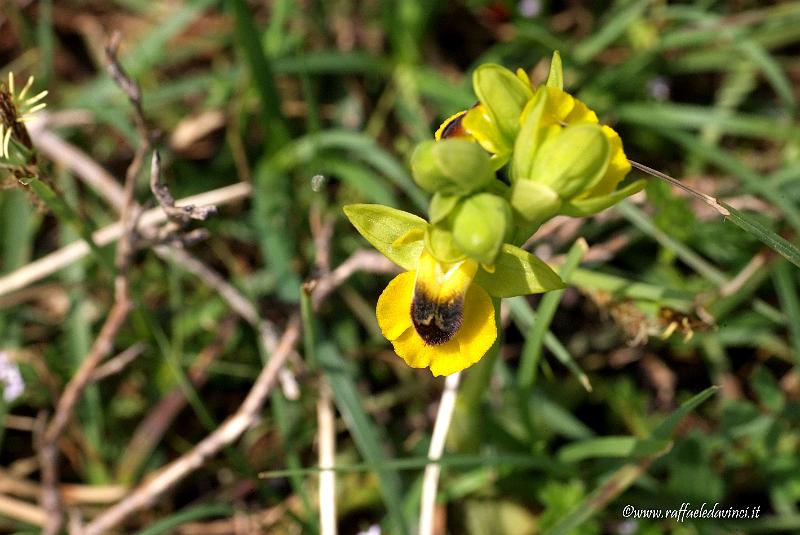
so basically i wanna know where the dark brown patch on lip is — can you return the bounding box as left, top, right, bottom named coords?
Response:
left=411, top=288, right=464, bottom=345
left=439, top=111, right=467, bottom=139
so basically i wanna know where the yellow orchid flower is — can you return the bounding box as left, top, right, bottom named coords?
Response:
left=537, top=86, right=632, bottom=201
left=376, top=249, right=496, bottom=376
left=344, top=204, right=564, bottom=376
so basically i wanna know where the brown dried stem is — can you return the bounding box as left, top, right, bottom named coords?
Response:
left=38, top=38, right=148, bottom=535
left=310, top=249, right=399, bottom=309
left=81, top=315, right=301, bottom=535
left=150, top=150, right=217, bottom=225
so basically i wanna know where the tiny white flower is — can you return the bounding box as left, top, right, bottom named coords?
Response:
left=0, top=351, right=25, bottom=403
left=356, top=525, right=381, bottom=535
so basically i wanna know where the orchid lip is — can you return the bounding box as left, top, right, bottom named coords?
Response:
left=410, top=288, right=463, bottom=345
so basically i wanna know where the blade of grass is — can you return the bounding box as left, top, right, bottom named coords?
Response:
left=60, top=172, right=108, bottom=484
left=573, top=0, right=651, bottom=64
left=270, top=129, right=427, bottom=209
left=518, top=239, right=588, bottom=389
left=230, top=0, right=300, bottom=303
left=317, top=344, right=411, bottom=534
left=617, top=102, right=799, bottom=141
left=507, top=297, right=590, bottom=392
left=568, top=267, right=694, bottom=309
left=301, top=292, right=410, bottom=535
left=772, top=262, right=800, bottom=366
left=557, top=436, right=668, bottom=463
left=259, top=453, right=570, bottom=479
left=27, top=179, right=114, bottom=271
left=230, top=0, right=290, bottom=152
left=544, top=386, right=718, bottom=535
left=133, top=504, right=233, bottom=535
left=654, top=129, right=800, bottom=233
left=615, top=200, right=728, bottom=285
left=721, top=202, right=800, bottom=269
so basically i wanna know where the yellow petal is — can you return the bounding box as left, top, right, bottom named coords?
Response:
left=565, top=97, right=598, bottom=124
left=544, top=87, right=576, bottom=125
left=580, top=126, right=631, bottom=198
left=424, top=337, right=464, bottom=376
left=430, top=282, right=495, bottom=376
left=543, top=87, right=599, bottom=126
left=376, top=254, right=496, bottom=376
left=462, top=104, right=504, bottom=155
left=391, top=327, right=432, bottom=368
left=376, top=271, right=415, bottom=341
left=415, top=249, right=478, bottom=305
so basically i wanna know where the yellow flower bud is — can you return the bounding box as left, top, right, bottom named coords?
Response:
left=529, top=124, right=610, bottom=200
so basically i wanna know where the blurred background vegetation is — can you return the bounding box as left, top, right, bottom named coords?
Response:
left=1, top=0, right=800, bottom=533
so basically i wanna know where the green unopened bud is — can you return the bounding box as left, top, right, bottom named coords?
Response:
left=410, top=139, right=494, bottom=195
left=529, top=124, right=610, bottom=200
left=510, top=179, right=562, bottom=227
left=472, top=64, right=533, bottom=145
left=424, top=224, right=466, bottom=264
left=451, top=193, right=511, bottom=265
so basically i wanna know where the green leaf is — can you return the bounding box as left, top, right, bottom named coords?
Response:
left=546, top=51, right=563, bottom=90
left=652, top=386, right=719, bottom=441
left=343, top=204, right=426, bottom=270
left=134, top=504, right=234, bottom=535
left=561, top=179, right=646, bottom=216
left=475, top=244, right=564, bottom=297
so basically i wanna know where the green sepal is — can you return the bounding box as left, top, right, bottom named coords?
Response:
left=472, top=63, right=533, bottom=146
left=511, top=89, right=549, bottom=182
left=424, top=224, right=466, bottom=264
left=451, top=193, right=511, bottom=265
left=530, top=123, right=610, bottom=200
left=546, top=51, right=563, bottom=90
left=510, top=179, right=562, bottom=227
left=475, top=244, right=565, bottom=297
left=343, top=204, right=425, bottom=270
left=460, top=106, right=510, bottom=169
left=561, top=179, right=647, bottom=216
left=410, top=139, right=494, bottom=195
left=429, top=192, right=462, bottom=224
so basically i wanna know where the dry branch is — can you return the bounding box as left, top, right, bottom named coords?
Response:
left=81, top=316, right=301, bottom=535
left=0, top=182, right=250, bottom=298
left=310, top=249, right=399, bottom=309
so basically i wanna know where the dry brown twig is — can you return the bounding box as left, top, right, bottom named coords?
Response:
left=38, top=35, right=148, bottom=535
left=81, top=315, right=301, bottom=535
left=89, top=343, right=148, bottom=382
left=37, top=35, right=220, bottom=534
left=310, top=249, right=399, bottom=309
left=150, top=150, right=217, bottom=226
